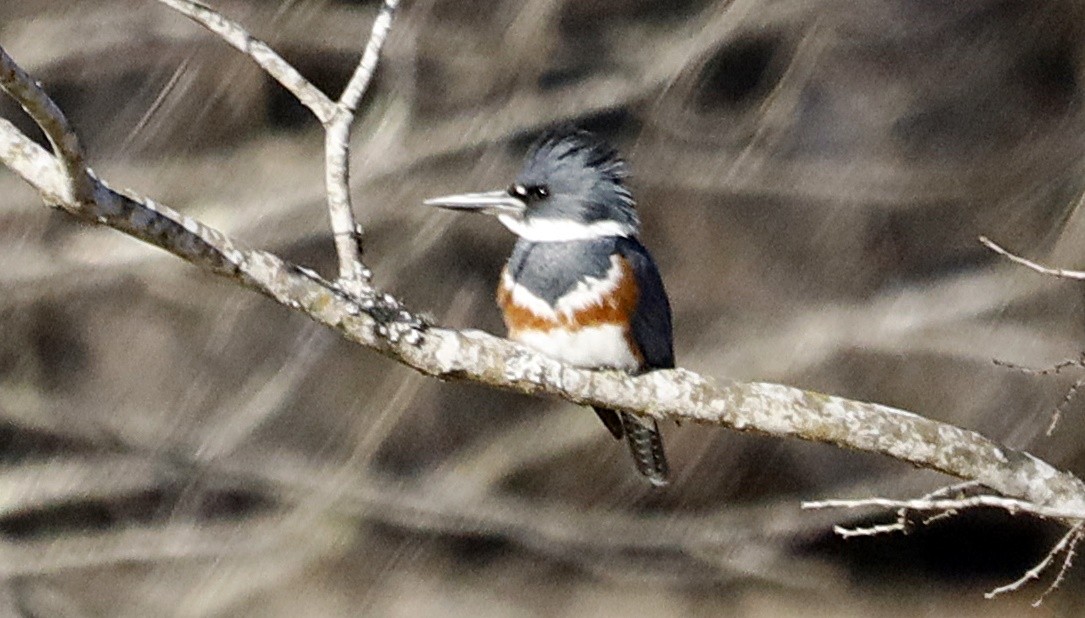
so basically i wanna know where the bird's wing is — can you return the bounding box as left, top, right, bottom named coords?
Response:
left=618, top=238, right=675, bottom=370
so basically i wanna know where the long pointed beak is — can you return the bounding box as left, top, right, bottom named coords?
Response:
left=423, top=190, right=526, bottom=217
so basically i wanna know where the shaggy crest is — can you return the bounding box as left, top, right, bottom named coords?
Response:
left=523, top=128, right=630, bottom=189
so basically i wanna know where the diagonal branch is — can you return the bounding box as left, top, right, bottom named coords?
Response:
left=152, top=0, right=337, bottom=122
left=986, top=521, right=1083, bottom=602
left=980, top=235, right=1085, bottom=280
left=338, top=0, right=399, bottom=115
left=0, top=116, right=67, bottom=200
left=0, top=45, right=93, bottom=205
left=4, top=133, right=1084, bottom=524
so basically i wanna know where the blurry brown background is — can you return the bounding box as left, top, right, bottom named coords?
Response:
left=3, top=0, right=1085, bottom=615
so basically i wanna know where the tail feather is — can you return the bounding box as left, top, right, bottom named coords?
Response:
left=619, top=412, right=669, bottom=486
left=592, top=406, right=625, bottom=440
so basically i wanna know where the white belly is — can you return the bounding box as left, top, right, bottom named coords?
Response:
left=513, top=324, right=640, bottom=370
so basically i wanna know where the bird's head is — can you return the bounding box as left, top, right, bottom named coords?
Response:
left=424, top=129, right=640, bottom=242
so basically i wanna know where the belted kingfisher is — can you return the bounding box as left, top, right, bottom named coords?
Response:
left=424, top=129, right=673, bottom=486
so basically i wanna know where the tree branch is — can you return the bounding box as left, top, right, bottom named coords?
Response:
left=153, top=0, right=398, bottom=296
left=324, top=0, right=400, bottom=295
left=0, top=44, right=93, bottom=205
left=0, top=116, right=66, bottom=200
left=802, top=494, right=1083, bottom=522
left=980, top=235, right=1085, bottom=280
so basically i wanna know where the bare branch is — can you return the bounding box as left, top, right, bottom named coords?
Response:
left=993, top=353, right=1085, bottom=376
left=980, top=235, right=1085, bottom=280
left=815, top=490, right=1085, bottom=605
left=1034, top=527, right=1082, bottom=606
left=1048, top=378, right=1085, bottom=435
left=802, top=495, right=1083, bottom=522
left=993, top=353, right=1085, bottom=436
left=153, top=0, right=398, bottom=295
left=833, top=521, right=905, bottom=538
left=985, top=522, right=1084, bottom=601
left=0, top=44, right=93, bottom=204
left=338, top=0, right=399, bottom=115
left=324, top=0, right=400, bottom=295
left=832, top=481, right=984, bottom=538
left=152, top=0, right=337, bottom=123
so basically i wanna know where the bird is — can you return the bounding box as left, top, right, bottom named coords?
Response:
left=424, top=128, right=673, bottom=486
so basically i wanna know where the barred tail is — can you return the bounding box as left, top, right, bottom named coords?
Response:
left=620, top=412, right=669, bottom=486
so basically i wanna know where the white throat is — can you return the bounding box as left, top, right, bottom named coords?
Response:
left=497, top=215, right=636, bottom=242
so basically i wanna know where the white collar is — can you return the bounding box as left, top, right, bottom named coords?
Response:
left=497, top=215, right=636, bottom=242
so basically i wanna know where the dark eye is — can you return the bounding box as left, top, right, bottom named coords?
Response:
left=508, top=184, right=549, bottom=201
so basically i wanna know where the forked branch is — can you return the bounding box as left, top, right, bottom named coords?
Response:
left=153, top=0, right=400, bottom=295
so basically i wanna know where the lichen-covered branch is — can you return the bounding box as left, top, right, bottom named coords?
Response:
left=4, top=115, right=1085, bottom=525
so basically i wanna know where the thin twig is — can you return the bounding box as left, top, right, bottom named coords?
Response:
left=803, top=495, right=1083, bottom=522
left=0, top=44, right=93, bottom=204
left=832, top=481, right=984, bottom=538
left=979, top=235, right=1085, bottom=280
left=1033, top=525, right=1082, bottom=607
left=834, top=522, right=905, bottom=538
left=993, top=353, right=1085, bottom=435
left=993, top=353, right=1085, bottom=376
left=816, top=489, right=1085, bottom=604
left=1049, top=377, right=1085, bottom=435
left=985, top=521, right=1085, bottom=600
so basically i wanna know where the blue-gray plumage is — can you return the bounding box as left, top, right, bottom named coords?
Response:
left=424, top=129, right=673, bottom=486
left=505, top=238, right=620, bottom=306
